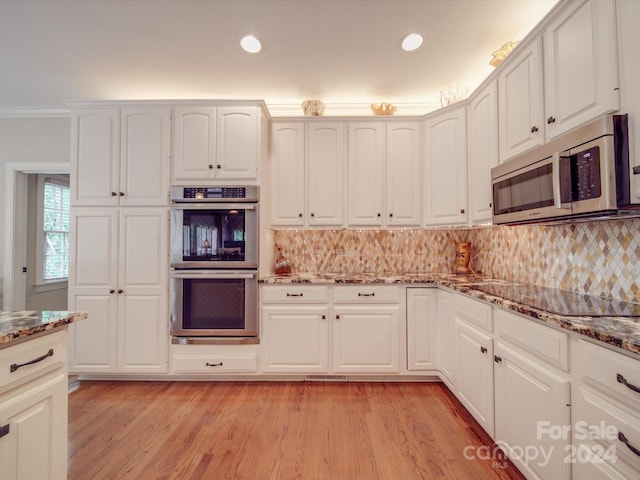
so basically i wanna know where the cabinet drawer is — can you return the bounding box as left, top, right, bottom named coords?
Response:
left=0, top=330, right=67, bottom=390
left=171, top=352, right=258, bottom=373
left=261, top=285, right=329, bottom=303
left=573, top=384, right=640, bottom=475
left=576, top=339, right=640, bottom=409
left=494, top=308, right=569, bottom=371
left=455, top=294, right=493, bottom=332
left=333, top=285, right=399, bottom=303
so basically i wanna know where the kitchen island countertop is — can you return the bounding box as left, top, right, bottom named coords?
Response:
left=260, top=273, right=640, bottom=357
left=0, top=310, right=88, bottom=348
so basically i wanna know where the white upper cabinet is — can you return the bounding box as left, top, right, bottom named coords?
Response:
left=172, top=106, right=259, bottom=183
left=386, top=122, right=422, bottom=226
left=467, top=81, right=499, bottom=224
left=424, top=106, right=468, bottom=225
left=216, top=107, right=259, bottom=179
left=347, top=121, right=421, bottom=227
left=306, top=123, right=345, bottom=226
left=498, top=38, right=545, bottom=162
left=617, top=0, right=640, bottom=204
left=347, top=123, right=385, bottom=226
left=543, top=0, right=619, bottom=140
left=270, top=123, right=306, bottom=226
left=71, top=107, right=170, bottom=207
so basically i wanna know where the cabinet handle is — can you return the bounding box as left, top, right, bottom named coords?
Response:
left=321, top=315, right=326, bottom=319
left=208, top=164, right=214, bottom=169
left=480, top=346, right=487, bottom=354
left=547, top=116, right=556, bottom=124
left=494, top=355, right=502, bottom=364
left=618, top=432, right=640, bottom=458
left=10, top=349, right=54, bottom=373
left=531, top=126, right=539, bottom=133
left=119, top=192, right=125, bottom=196
left=616, top=373, right=640, bottom=394
left=118, top=289, right=124, bottom=294
left=358, top=293, right=375, bottom=297
left=0, top=424, right=9, bottom=438
left=286, top=293, right=303, bottom=297
left=335, top=315, right=340, bottom=320
left=205, top=362, right=223, bottom=367
left=111, top=192, right=117, bottom=196
left=632, top=165, right=640, bottom=175
left=110, top=289, right=116, bottom=294
left=460, top=209, right=465, bottom=214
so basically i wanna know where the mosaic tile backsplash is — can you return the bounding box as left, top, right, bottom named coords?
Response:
left=273, top=218, right=640, bottom=303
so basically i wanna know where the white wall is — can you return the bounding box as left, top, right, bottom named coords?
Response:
left=0, top=117, right=71, bottom=307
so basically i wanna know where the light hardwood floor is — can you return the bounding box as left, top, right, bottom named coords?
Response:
left=68, top=381, right=525, bottom=480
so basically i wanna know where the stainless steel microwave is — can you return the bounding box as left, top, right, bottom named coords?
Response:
left=491, top=114, right=635, bottom=225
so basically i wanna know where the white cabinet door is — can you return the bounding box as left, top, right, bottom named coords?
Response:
left=498, top=38, right=545, bottom=161
left=467, top=81, right=498, bottom=224
left=71, top=108, right=120, bottom=207
left=386, top=122, right=422, bottom=226
left=454, top=319, right=494, bottom=437
left=262, top=306, right=330, bottom=373
left=68, top=208, right=119, bottom=373
left=270, top=123, right=306, bottom=226
left=347, top=123, right=385, bottom=226
left=333, top=305, right=399, bottom=374
left=543, top=0, right=619, bottom=140
left=172, top=106, right=217, bottom=182
left=68, top=208, right=168, bottom=374
left=216, top=107, right=258, bottom=179
left=437, top=290, right=456, bottom=389
left=424, top=107, right=468, bottom=225
left=120, top=107, right=170, bottom=206
left=406, top=288, right=437, bottom=371
left=306, top=123, right=345, bottom=226
left=117, top=208, right=169, bottom=373
left=0, top=371, right=68, bottom=480
left=494, top=341, right=571, bottom=480
left=617, top=0, right=640, bottom=204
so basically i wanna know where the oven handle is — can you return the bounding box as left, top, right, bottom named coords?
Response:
left=170, top=203, right=257, bottom=211
left=171, top=270, right=257, bottom=279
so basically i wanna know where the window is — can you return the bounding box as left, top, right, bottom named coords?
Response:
left=39, top=176, right=70, bottom=282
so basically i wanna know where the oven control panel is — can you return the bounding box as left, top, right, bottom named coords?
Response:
left=171, top=185, right=259, bottom=202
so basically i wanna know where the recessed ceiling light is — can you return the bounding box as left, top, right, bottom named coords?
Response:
left=240, top=35, right=262, bottom=53
left=402, top=33, right=423, bottom=52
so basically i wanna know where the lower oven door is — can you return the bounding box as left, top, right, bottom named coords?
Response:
left=170, top=270, right=257, bottom=337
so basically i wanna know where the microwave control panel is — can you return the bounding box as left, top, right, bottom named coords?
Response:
left=572, top=146, right=602, bottom=201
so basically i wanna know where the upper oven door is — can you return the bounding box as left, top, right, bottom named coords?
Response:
left=170, top=203, right=258, bottom=268
left=492, top=152, right=572, bottom=224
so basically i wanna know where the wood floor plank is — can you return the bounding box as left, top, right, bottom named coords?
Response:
left=68, top=381, right=526, bottom=480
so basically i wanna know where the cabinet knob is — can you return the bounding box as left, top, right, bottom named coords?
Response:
left=118, top=289, right=124, bottom=294
left=460, top=209, right=465, bottom=214
left=321, top=315, right=326, bottom=320
left=109, top=289, right=116, bottom=294
left=111, top=192, right=117, bottom=197
left=119, top=192, right=125, bottom=196
left=335, top=314, right=340, bottom=320
left=547, top=116, right=556, bottom=124
left=208, top=164, right=214, bottom=169
left=530, top=126, right=539, bottom=133
left=310, top=213, right=315, bottom=217
left=0, top=424, right=9, bottom=438
left=377, top=213, right=381, bottom=217
left=494, top=355, right=502, bottom=364
left=480, top=346, right=488, bottom=354
left=298, top=213, right=303, bottom=218
left=216, top=164, right=222, bottom=169
left=389, top=213, right=393, bottom=218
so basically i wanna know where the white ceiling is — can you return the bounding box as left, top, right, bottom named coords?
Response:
left=0, top=0, right=559, bottom=116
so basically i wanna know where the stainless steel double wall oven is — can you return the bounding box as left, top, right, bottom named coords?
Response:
left=170, top=185, right=259, bottom=342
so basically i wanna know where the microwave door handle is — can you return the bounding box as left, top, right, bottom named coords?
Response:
left=552, top=152, right=571, bottom=210
left=171, top=271, right=256, bottom=279
left=171, top=203, right=257, bottom=211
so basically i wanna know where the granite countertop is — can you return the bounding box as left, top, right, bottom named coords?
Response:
left=0, top=311, right=88, bottom=347
left=260, top=273, right=640, bottom=357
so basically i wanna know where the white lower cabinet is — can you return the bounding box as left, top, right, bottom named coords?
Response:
left=494, top=309, right=571, bottom=480
left=406, top=288, right=437, bottom=371
left=437, top=290, right=457, bottom=389
left=170, top=344, right=259, bottom=375
left=571, top=338, right=640, bottom=479
left=261, top=285, right=400, bottom=375
left=0, top=330, right=68, bottom=480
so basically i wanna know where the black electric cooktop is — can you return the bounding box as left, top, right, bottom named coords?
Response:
left=473, top=283, right=640, bottom=318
